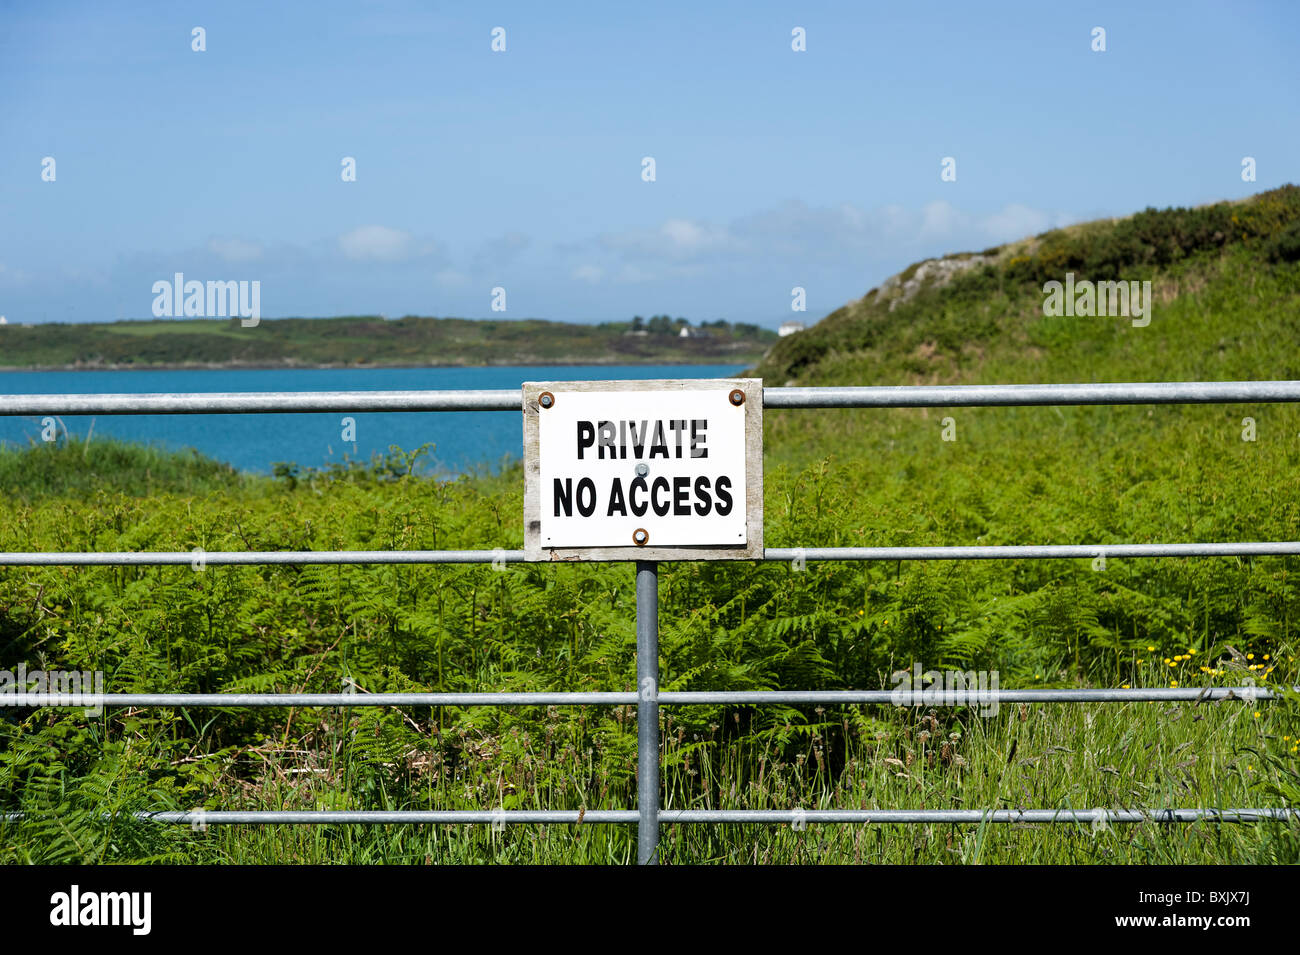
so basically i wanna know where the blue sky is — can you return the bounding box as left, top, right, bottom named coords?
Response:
left=1, top=0, right=1296, bottom=327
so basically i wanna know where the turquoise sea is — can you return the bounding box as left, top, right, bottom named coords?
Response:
left=0, top=365, right=745, bottom=475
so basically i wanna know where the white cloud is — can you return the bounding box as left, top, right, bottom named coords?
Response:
left=565, top=198, right=1074, bottom=302
left=0, top=262, right=31, bottom=287
left=476, top=232, right=530, bottom=262
left=614, top=264, right=658, bottom=284
left=660, top=218, right=730, bottom=253
left=207, top=237, right=263, bottom=263
left=338, top=225, right=416, bottom=262
left=901, top=201, right=1075, bottom=245
left=918, top=200, right=964, bottom=240
left=982, top=203, right=1074, bottom=242
left=732, top=199, right=1071, bottom=255
left=600, top=218, right=736, bottom=260
left=595, top=199, right=1045, bottom=266
left=433, top=268, right=469, bottom=287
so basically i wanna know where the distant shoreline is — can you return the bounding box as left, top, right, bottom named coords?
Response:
left=0, top=315, right=776, bottom=372
left=0, top=355, right=761, bottom=373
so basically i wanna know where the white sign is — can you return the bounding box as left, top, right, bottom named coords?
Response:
left=523, top=379, right=762, bottom=559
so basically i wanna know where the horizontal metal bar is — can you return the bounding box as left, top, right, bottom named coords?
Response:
left=2, top=692, right=637, bottom=707
left=3, top=808, right=1293, bottom=825
left=4, top=541, right=1299, bottom=567
left=660, top=809, right=1300, bottom=824
left=764, top=380, right=1300, bottom=408
left=0, top=810, right=639, bottom=825
left=0, top=550, right=528, bottom=567
left=4, top=687, right=1279, bottom=708
left=5, top=380, right=1300, bottom=417
left=659, top=687, right=1279, bottom=704
left=766, top=543, right=1300, bottom=561
left=0, top=390, right=521, bottom=415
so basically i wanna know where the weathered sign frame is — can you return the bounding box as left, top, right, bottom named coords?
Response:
left=523, top=378, right=763, bottom=561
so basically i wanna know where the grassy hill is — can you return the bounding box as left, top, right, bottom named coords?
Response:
left=0, top=315, right=776, bottom=369
left=756, top=185, right=1300, bottom=388
left=2, top=187, right=1298, bottom=864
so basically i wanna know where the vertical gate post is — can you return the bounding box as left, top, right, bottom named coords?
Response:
left=636, top=560, right=660, bottom=864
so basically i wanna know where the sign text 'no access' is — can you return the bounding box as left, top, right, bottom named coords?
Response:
left=523, top=379, right=763, bottom=560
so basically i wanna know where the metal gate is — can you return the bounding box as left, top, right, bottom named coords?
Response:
left=3, top=380, right=1299, bottom=863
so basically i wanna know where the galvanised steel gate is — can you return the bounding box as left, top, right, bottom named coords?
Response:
left=3, top=380, right=1300, bottom=864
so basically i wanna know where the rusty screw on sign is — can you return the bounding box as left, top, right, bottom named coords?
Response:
left=729, top=389, right=745, bottom=406
left=539, top=391, right=555, bottom=409
left=633, top=528, right=649, bottom=546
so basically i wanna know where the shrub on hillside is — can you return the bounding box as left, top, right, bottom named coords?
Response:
left=1266, top=220, right=1300, bottom=263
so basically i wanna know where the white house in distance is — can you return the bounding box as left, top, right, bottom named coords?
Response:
left=778, top=321, right=805, bottom=337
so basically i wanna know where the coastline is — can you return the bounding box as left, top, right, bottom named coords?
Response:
left=0, top=354, right=767, bottom=373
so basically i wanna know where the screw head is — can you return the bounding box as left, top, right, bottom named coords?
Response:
left=632, top=528, right=649, bottom=546
left=635, top=463, right=649, bottom=477
left=539, top=391, right=555, bottom=409
left=729, top=389, right=745, bottom=406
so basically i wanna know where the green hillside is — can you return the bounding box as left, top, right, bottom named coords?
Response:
left=2, top=187, right=1298, bottom=864
left=757, top=185, right=1300, bottom=388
